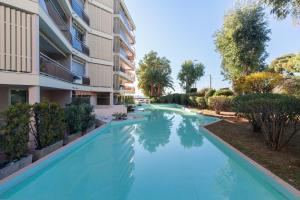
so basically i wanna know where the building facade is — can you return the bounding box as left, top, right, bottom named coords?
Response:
left=0, top=0, right=135, bottom=111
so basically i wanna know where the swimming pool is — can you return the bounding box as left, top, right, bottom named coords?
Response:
left=0, top=104, right=299, bottom=200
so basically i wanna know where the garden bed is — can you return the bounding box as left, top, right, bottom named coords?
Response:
left=32, top=141, right=63, bottom=162
left=203, top=111, right=300, bottom=190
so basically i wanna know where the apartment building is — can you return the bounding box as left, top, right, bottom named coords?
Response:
left=0, top=0, right=135, bottom=112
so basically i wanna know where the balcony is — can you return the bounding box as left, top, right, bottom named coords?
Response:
left=40, top=53, right=90, bottom=85
left=71, top=36, right=90, bottom=56
left=116, top=85, right=135, bottom=94
left=40, top=0, right=71, bottom=40
left=70, top=0, right=90, bottom=25
left=114, top=67, right=135, bottom=82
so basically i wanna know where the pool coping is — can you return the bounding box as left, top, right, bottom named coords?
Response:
left=201, top=119, right=300, bottom=199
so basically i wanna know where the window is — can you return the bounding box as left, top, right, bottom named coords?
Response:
left=10, top=89, right=28, bottom=105
left=97, top=93, right=110, bottom=105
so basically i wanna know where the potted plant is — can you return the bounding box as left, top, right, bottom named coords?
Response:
left=0, top=104, right=32, bottom=179
left=30, top=101, right=65, bottom=161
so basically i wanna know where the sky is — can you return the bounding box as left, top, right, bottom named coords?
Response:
left=125, top=0, right=300, bottom=94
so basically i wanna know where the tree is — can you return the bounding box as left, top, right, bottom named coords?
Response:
left=214, top=4, right=271, bottom=81
left=177, top=60, right=205, bottom=93
left=263, top=0, right=300, bottom=23
left=137, top=51, right=173, bottom=98
left=269, top=53, right=300, bottom=75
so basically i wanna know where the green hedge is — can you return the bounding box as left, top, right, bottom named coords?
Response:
left=32, top=101, right=66, bottom=150
left=214, top=89, right=234, bottom=97
left=65, top=103, right=95, bottom=134
left=0, top=104, right=31, bottom=161
left=232, top=93, right=300, bottom=150
left=208, top=96, right=232, bottom=114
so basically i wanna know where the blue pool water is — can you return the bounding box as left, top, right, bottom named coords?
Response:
left=0, top=104, right=298, bottom=200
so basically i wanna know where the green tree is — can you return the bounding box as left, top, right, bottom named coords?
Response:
left=269, top=53, right=300, bottom=75
left=214, top=4, right=271, bottom=81
left=263, top=0, right=300, bottom=23
left=177, top=60, right=205, bottom=93
left=137, top=51, right=173, bottom=98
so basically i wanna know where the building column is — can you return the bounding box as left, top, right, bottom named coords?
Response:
left=90, top=93, right=97, bottom=106
left=28, top=86, right=40, bottom=104
left=110, top=92, right=114, bottom=106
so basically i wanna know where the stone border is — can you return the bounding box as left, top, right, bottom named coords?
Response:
left=202, top=121, right=300, bottom=199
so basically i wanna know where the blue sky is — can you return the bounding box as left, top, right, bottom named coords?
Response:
left=126, top=0, right=300, bottom=94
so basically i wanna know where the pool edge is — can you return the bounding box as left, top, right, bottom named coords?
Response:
left=202, top=120, right=300, bottom=199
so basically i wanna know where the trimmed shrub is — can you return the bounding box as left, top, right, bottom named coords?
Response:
left=0, top=104, right=31, bottom=161
left=196, top=97, right=207, bottom=109
left=31, top=101, right=65, bottom=150
left=65, top=103, right=96, bottom=134
left=65, top=104, right=82, bottom=134
left=179, top=94, right=188, bottom=105
left=208, top=96, right=232, bottom=114
left=197, top=88, right=209, bottom=97
left=188, top=95, right=197, bottom=107
left=214, top=89, right=234, bottom=97
left=80, top=104, right=96, bottom=132
left=232, top=93, right=300, bottom=150
left=205, top=89, right=216, bottom=100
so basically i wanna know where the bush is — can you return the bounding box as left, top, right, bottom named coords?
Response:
left=31, top=101, right=65, bottom=150
left=232, top=93, right=300, bottom=150
left=190, top=88, right=197, bottom=93
left=112, top=113, right=127, bottom=120
left=197, top=88, right=210, bottom=97
left=208, top=96, right=232, bottom=114
left=65, top=103, right=96, bottom=134
left=80, top=104, right=96, bottom=132
left=214, top=89, right=234, bottom=97
left=205, top=89, right=216, bottom=100
left=196, top=97, right=207, bottom=109
left=0, top=104, right=31, bottom=161
left=234, top=72, right=283, bottom=94
left=180, top=94, right=188, bottom=105
left=188, top=95, right=197, bottom=107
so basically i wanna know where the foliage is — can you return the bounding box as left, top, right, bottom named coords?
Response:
left=137, top=51, right=173, bottom=98
left=234, top=72, right=283, bottom=94
left=282, top=77, right=300, bottom=97
left=118, top=96, right=135, bottom=105
left=197, top=88, right=210, bottom=97
left=263, top=0, right=300, bottom=23
left=188, top=96, right=197, bottom=107
left=208, top=96, right=232, bottom=114
left=205, top=89, right=216, bottom=100
left=196, top=97, right=207, bottom=109
left=214, top=4, right=270, bottom=80
left=80, top=104, right=96, bottom=132
left=112, top=113, right=127, bottom=120
left=31, top=101, right=65, bottom=150
left=190, top=88, right=197, bottom=93
left=0, top=104, right=31, bottom=161
left=214, top=89, right=234, bottom=97
left=269, top=53, right=300, bottom=75
left=64, top=104, right=82, bottom=134
left=65, top=103, right=95, bottom=134
left=232, top=93, right=300, bottom=150
left=177, top=60, right=205, bottom=93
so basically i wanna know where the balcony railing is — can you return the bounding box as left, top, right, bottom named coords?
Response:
left=71, top=36, right=90, bottom=56
left=40, top=53, right=74, bottom=82
left=40, top=53, right=90, bottom=85
left=40, top=0, right=71, bottom=40
left=70, top=0, right=90, bottom=25
left=114, top=67, right=135, bottom=80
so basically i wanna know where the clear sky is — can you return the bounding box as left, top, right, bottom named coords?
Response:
left=125, top=0, right=300, bottom=94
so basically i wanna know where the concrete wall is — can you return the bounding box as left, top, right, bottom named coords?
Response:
left=41, top=89, right=71, bottom=106
left=87, top=63, right=113, bottom=88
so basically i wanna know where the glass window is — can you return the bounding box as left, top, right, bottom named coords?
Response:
left=10, top=90, right=28, bottom=105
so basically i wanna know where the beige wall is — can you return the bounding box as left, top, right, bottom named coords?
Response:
left=0, top=5, right=34, bottom=73
left=87, top=63, right=113, bottom=88
left=41, top=89, right=71, bottom=106
left=87, top=34, right=113, bottom=61
left=93, top=0, right=114, bottom=9
left=88, top=4, right=113, bottom=34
